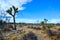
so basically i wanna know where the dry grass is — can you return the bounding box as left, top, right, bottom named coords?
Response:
left=22, top=26, right=60, bottom=40
left=1, top=26, right=60, bottom=40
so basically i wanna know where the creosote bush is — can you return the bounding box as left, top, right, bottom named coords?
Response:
left=46, top=29, right=53, bottom=36
left=22, top=31, right=38, bottom=40
left=28, top=26, right=41, bottom=30
left=46, top=24, right=52, bottom=29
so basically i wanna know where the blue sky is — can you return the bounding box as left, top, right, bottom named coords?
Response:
left=16, top=0, right=60, bottom=23
left=0, top=0, right=60, bottom=23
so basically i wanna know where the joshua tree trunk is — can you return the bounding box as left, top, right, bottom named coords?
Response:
left=13, top=15, right=16, bottom=30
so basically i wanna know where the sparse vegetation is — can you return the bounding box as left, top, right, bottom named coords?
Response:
left=21, top=31, right=37, bottom=40
left=46, top=24, right=53, bottom=29
left=27, top=26, right=41, bottom=30
left=46, top=29, right=53, bottom=36
left=0, top=17, right=60, bottom=40
left=40, top=21, right=46, bottom=29
left=0, top=19, right=7, bottom=30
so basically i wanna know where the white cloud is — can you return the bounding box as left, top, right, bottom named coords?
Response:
left=8, top=18, right=60, bottom=23
left=48, top=19, right=60, bottom=23
left=10, top=18, right=39, bottom=23
left=0, top=0, right=32, bottom=20
left=0, top=0, right=32, bottom=11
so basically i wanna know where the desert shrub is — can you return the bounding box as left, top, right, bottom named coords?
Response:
left=31, top=26, right=33, bottom=29
left=27, top=26, right=30, bottom=28
left=42, top=25, right=46, bottom=30
left=46, top=29, right=60, bottom=38
left=28, top=26, right=30, bottom=28
left=0, top=20, right=6, bottom=29
left=9, top=25, right=13, bottom=28
left=33, top=27, right=36, bottom=29
left=0, top=31, right=4, bottom=40
left=46, top=24, right=52, bottom=29
left=36, top=27, right=41, bottom=30
left=22, top=31, right=38, bottom=40
left=57, top=33, right=60, bottom=38
left=58, top=28, right=60, bottom=31
left=53, top=31, right=60, bottom=38
left=46, top=29, right=53, bottom=36
left=8, top=25, right=14, bottom=30
left=33, top=27, right=41, bottom=30
left=19, top=24, right=23, bottom=27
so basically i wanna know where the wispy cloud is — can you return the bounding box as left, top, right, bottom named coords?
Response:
left=0, top=0, right=32, bottom=11
left=48, top=19, right=60, bottom=23
left=10, top=18, right=40, bottom=23
left=9, top=18, right=60, bottom=23
left=0, top=0, right=32, bottom=20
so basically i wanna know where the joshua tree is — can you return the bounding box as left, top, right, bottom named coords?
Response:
left=44, top=19, right=48, bottom=24
left=40, top=19, right=48, bottom=29
left=40, top=21, right=46, bottom=29
left=6, top=6, right=18, bottom=30
left=44, top=19, right=48, bottom=29
left=40, top=21, right=44, bottom=25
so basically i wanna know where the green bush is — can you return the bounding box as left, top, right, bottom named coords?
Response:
left=46, top=24, right=52, bottom=29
